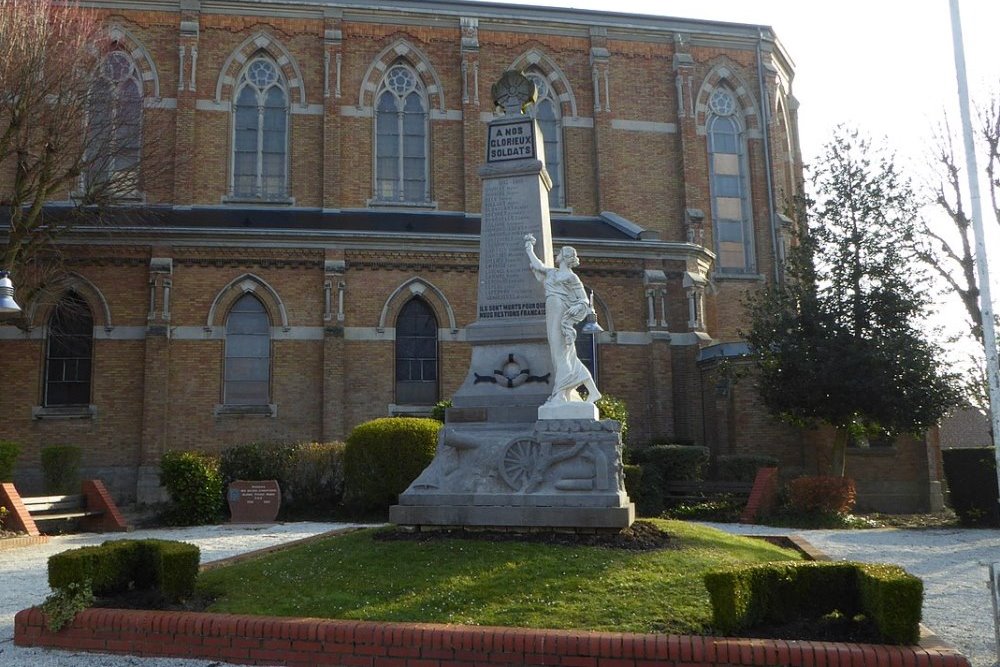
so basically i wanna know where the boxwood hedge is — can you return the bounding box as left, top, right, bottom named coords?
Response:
left=48, top=538, right=200, bottom=602
left=704, top=560, right=922, bottom=645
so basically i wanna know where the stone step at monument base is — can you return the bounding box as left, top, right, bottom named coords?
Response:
left=388, top=503, right=635, bottom=529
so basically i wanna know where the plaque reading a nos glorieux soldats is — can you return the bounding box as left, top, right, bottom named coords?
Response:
left=487, top=120, right=536, bottom=162
left=228, top=480, right=281, bottom=523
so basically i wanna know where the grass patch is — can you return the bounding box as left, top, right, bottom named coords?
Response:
left=197, top=519, right=800, bottom=634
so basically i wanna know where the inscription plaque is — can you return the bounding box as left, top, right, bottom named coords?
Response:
left=228, top=480, right=281, bottom=523
left=487, top=120, right=536, bottom=162
left=478, top=177, right=547, bottom=320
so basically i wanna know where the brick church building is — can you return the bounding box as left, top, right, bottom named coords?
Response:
left=0, top=0, right=944, bottom=511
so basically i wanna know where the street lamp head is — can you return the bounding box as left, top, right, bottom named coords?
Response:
left=0, top=270, right=22, bottom=314
left=581, top=289, right=603, bottom=335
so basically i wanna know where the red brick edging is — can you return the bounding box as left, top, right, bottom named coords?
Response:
left=15, top=607, right=971, bottom=667
left=0, top=534, right=50, bottom=551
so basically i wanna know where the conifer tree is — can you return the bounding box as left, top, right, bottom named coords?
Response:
left=745, top=128, right=961, bottom=474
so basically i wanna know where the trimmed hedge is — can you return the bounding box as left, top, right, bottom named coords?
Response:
left=219, top=441, right=299, bottom=496
left=0, top=440, right=19, bottom=481
left=343, top=417, right=440, bottom=512
left=704, top=560, right=922, bottom=645
left=159, top=451, right=224, bottom=525
left=633, top=444, right=710, bottom=516
left=623, top=464, right=642, bottom=506
left=41, top=445, right=82, bottom=494
left=49, top=539, right=200, bottom=602
left=716, top=454, right=779, bottom=482
left=942, top=447, right=1000, bottom=527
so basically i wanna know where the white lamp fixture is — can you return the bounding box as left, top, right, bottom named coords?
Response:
left=0, top=270, right=22, bottom=314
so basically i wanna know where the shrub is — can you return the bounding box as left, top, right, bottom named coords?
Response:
left=716, top=454, right=779, bottom=482
left=343, top=417, right=440, bottom=512
left=638, top=444, right=710, bottom=481
left=49, top=539, right=200, bottom=603
left=632, top=444, right=710, bottom=517
left=0, top=440, right=20, bottom=481
left=942, top=447, right=1000, bottom=527
left=623, top=464, right=642, bottom=506
left=219, top=441, right=300, bottom=495
left=284, top=442, right=346, bottom=515
left=159, top=450, right=223, bottom=525
left=41, top=445, right=82, bottom=494
left=431, top=399, right=452, bottom=423
left=596, top=394, right=629, bottom=446
left=787, top=475, right=856, bottom=515
left=704, top=560, right=922, bottom=645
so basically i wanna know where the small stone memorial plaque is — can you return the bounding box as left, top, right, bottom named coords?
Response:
left=228, top=480, right=281, bottom=523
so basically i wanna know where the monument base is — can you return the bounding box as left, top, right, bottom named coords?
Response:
left=390, top=418, right=634, bottom=530
left=389, top=503, right=635, bottom=529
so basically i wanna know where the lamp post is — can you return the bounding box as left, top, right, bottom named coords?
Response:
left=0, top=270, right=21, bottom=314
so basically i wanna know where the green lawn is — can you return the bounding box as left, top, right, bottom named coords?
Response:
left=197, top=520, right=800, bottom=635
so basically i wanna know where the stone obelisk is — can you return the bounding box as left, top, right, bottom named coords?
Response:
left=389, top=72, right=634, bottom=529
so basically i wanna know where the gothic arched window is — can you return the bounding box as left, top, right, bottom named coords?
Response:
left=86, top=50, right=143, bottom=196
left=395, top=298, right=438, bottom=405
left=224, top=294, right=271, bottom=405
left=45, top=293, right=94, bottom=406
left=374, top=63, right=429, bottom=203
left=232, top=57, right=289, bottom=200
left=525, top=70, right=564, bottom=209
left=707, top=89, right=755, bottom=274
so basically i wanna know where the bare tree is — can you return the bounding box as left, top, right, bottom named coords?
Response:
left=916, top=121, right=983, bottom=342
left=0, top=0, right=173, bottom=290
left=914, top=101, right=1000, bottom=408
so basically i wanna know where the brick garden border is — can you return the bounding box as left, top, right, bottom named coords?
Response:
left=13, top=529, right=973, bottom=667
left=15, top=607, right=971, bottom=667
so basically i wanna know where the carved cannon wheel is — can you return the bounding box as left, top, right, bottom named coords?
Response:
left=499, top=438, right=542, bottom=491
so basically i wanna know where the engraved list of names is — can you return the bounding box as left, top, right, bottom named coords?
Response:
left=478, top=177, right=546, bottom=320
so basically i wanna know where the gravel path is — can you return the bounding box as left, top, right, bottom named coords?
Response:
left=1, top=522, right=997, bottom=667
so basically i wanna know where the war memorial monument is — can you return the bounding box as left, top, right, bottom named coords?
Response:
left=389, top=72, right=635, bottom=530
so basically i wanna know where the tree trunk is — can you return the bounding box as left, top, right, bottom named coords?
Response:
left=830, top=428, right=849, bottom=477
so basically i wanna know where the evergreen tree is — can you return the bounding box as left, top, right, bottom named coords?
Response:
left=745, top=128, right=961, bottom=475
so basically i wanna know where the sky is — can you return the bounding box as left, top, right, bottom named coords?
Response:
left=485, top=0, right=1000, bottom=366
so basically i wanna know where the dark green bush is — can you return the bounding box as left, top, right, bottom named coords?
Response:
left=343, top=417, right=440, bottom=512
left=638, top=444, right=710, bottom=481
left=716, top=454, right=779, bottom=482
left=942, top=447, right=1000, bottom=527
left=219, top=441, right=300, bottom=494
left=49, top=538, right=199, bottom=602
left=0, top=440, right=20, bottom=481
left=633, top=444, right=710, bottom=517
left=623, top=464, right=642, bottom=506
left=159, top=450, right=223, bottom=525
left=284, top=442, right=346, bottom=515
left=41, top=445, right=82, bottom=494
left=704, top=560, right=922, bottom=645
left=596, top=394, right=629, bottom=446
